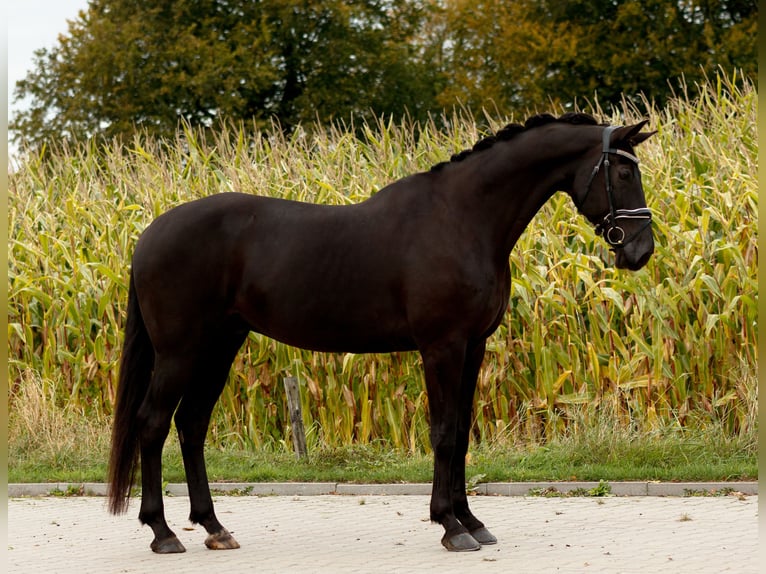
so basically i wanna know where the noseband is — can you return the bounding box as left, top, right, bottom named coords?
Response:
left=579, top=126, right=652, bottom=248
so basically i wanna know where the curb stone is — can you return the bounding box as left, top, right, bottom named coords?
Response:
left=7, top=480, right=757, bottom=498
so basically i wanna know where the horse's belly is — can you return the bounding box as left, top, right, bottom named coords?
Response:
left=253, top=318, right=417, bottom=354
left=269, top=330, right=417, bottom=354
left=236, top=288, right=416, bottom=354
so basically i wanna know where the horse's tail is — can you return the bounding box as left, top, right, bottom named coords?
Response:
left=107, top=270, right=154, bottom=515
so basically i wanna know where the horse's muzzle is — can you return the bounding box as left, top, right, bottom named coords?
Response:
left=614, top=236, right=654, bottom=270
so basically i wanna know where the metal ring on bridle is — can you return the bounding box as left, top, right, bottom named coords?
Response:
left=606, top=225, right=626, bottom=246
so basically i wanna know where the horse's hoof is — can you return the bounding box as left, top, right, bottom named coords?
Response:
left=441, top=532, right=481, bottom=552
left=150, top=536, right=186, bottom=554
left=205, top=529, right=240, bottom=550
left=470, top=526, right=497, bottom=545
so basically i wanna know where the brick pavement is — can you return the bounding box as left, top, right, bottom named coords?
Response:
left=7, top=492, right=758, bottom=573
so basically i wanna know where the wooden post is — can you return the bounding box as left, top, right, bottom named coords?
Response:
left=283, top=376, right=308, bottom=459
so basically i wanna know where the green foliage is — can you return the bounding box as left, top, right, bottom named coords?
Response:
left=50, top=484, right=87, bottom=497
left=435, top=0, right=757, bottom=115
left=10, top=0, right=756, bottom=149
left=11, top=0, right=438, bottom=147
left=526, top=482, right=612, bottom=498
left=8, top=72, right=756, bottom=456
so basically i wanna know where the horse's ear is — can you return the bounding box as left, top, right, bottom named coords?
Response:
left=610, top=120, right=655, bottom=147
left=628, top=130, right=656, bottom=146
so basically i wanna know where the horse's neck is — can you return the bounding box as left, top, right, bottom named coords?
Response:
left=496, top=175, right=558, bottom=259
left=447, top=146, right=574, bottom=261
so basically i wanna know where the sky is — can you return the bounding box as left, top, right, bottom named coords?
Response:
left=8, top=0, right=90, bottom=155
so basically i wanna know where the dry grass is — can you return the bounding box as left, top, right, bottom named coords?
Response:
left=9, top=371, right=112, bottom=475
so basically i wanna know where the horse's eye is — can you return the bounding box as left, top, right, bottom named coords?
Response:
left=618, top=168, right=632, bottom=181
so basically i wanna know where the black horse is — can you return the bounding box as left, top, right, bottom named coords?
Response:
left=107, top=113, right=655, bottom=553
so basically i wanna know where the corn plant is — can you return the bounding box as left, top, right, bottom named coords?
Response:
left=8, top=71, right=756, bottom=453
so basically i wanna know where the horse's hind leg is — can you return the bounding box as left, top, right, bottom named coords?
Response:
left=136, top=357, right=189, bottom=553
left=174, top=330, right=247, bottom=550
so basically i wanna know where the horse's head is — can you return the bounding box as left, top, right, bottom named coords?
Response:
left=573, top=121, right=656, bottom=271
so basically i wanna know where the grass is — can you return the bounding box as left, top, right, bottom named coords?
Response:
left=7, top=69, right=757, bottom=481
left=9, top=422, right=754, bottom=485
left=8, top=371, right=755, bottom=484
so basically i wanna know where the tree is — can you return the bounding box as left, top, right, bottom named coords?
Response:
left=431, top=0, right=757, bottom=115
left=430, top=0, right=577, bottom=112
left=528, top=0, right=757, bottom=109
left=258, top=0, right=439, bottom=129
left=11, top=0, right=756, bottom=149
left=11, top=0, right=438, bottom=148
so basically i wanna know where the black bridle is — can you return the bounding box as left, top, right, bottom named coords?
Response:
left=579, top=126, right=652, bottom=248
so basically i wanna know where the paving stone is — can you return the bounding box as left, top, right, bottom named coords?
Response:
left=7, top=492, right=758, bottom=573
left=335, top=483, right=432, bottom=495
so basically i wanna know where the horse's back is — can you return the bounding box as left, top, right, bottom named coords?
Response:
left=132, top=192, right=421, bottom=352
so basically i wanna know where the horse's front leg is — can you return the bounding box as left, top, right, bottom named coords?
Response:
left=421, top=339, right=482, bottom=552
left=450, top=338, right=497, bottom=545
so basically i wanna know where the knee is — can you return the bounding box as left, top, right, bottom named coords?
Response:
left=136, top=409, right=172, bottom=447
left=173, top=408, right=209, bottom=444
left=430, top=426, right=456, bottom=457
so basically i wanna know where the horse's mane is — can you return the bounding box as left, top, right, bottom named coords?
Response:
left=430, top=112, right=600, bottom=172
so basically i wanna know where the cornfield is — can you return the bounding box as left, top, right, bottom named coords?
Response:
left=8, top=71, right=757, bottom=453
